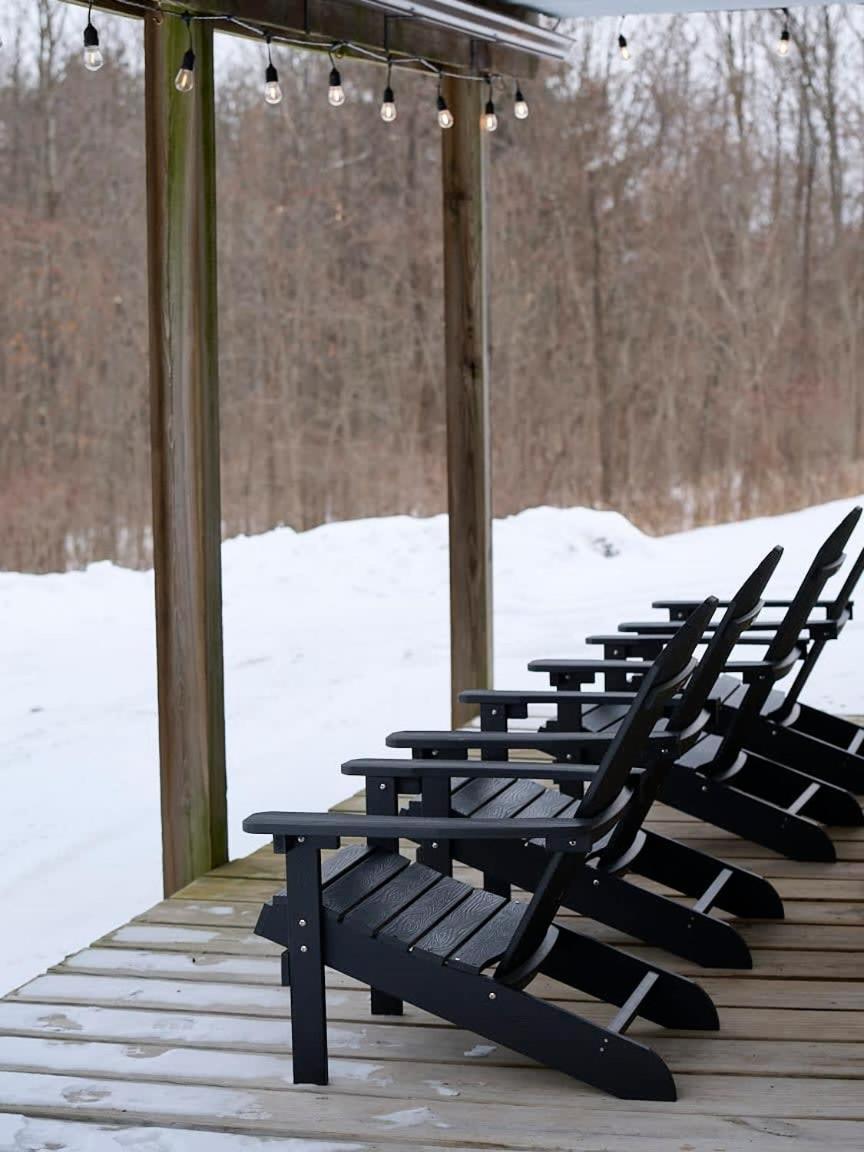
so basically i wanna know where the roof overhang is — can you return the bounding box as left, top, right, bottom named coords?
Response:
left=81, top=0, right=573, bottom=73
left=497, top=0, right=832, bottom=19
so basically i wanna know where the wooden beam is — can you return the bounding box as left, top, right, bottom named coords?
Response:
left=441, top=76, right=493, bottom=730
left=145, top=12, right=228, bottom=896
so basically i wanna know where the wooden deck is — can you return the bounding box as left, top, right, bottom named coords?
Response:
left=1, top=788, right=863, bottom=1151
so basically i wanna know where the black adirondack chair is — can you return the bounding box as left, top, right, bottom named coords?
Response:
left=244, top=619, right=718, bottom=1101
left=634, top=510, right=864, bottom=792
left=529, top=528, right=864, bottom=859
left=373, top=581, right=783, bottom=970
left=580, top=510, right=864, bottom=792
left=390, top=548, right=861, bottom=862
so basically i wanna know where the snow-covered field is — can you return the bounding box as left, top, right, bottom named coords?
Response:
left=1, top=497, right=862, bottom=995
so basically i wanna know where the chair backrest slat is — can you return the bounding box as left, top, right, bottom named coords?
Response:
left=764, top=508, right=860, bottom=663
left=598, top=550, right=782, bottom=865
left=827, top=541, right=864, bottom=621
left=670, top=547, right=783, bottom=731
left=578, top=597, right=717, bottom=819
left=494, top=598, right=715, bottom=986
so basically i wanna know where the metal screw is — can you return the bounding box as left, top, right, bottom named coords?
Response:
left=701, top=785, right=708, bottom=793
left=569, top=840, right=577, bottom=847
left=432, top=842, right=438, bottom=849
left=298, top=919, right=307, bottom=927
left=300, top=945, right=308, bottom=953
left=379, top=782, right=387, bottom=791
left=298, top=836, right=306, bottom=843
left=592, top=878, right=600, bottom=886
left=488, top=992, right=496, bottom=1000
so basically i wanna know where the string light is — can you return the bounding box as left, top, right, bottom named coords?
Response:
left=328, top=54, right=346, bottom=106
left=777, top=8, right=791, bottom=56
left=514, top=84, right=529, bottom=120
left=480, top=78, right=497, bottom=133
left=74, top=2, right=591, bottom=132
left=175, top=14, right=196, bottom=93
left=83, top=3, right=103, bottom=72
left=380, top=62, right=397, bottom=123
left=264, top=36, right=282, bottom=104
left=436, top=75, right=454, bottom=129
left=618, top=17, right=631, bottom=62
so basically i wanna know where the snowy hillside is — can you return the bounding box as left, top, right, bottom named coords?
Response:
left=1, top=497, right=862, bottom=994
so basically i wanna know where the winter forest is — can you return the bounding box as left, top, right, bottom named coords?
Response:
left=2, top=1, right=863, bottom=572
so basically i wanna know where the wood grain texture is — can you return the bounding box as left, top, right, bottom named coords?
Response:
left=145, top=13, right=227, bottom=896
left=442, top=76, right=493, bottom=729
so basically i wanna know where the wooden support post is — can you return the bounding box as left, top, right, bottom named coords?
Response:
left=144, top=12, right=228, bottom=895
left=441, top=76, right=493, bottom=729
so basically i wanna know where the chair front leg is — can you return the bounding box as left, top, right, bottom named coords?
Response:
left=281, top=840, right=329, bottom=1085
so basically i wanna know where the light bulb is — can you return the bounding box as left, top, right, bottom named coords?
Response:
left=618, top=34, right=631, bottom=62
left=437, top=94, right=454, bottom=129
left=514, top=87, right=529, bottom=120
left=328, top=66, right=345, bottom=107
left=83, top=22, right=103, bottom=72
left=175, top=48, right=195, bottom=93
left=480, top=100, right=497, bottom=133
left=777, top=28, right=790, bottom=56
left=380, top=85, right=397, bottom=123
left=264, top=63, right=282, bottom=105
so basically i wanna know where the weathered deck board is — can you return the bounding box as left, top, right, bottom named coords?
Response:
left=1, top=782, right=862, bottom=1151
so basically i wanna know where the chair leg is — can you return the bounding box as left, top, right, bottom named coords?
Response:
left=660, top=759, right=837, bottom=861
left=785, top=702, right=864, bottom=751
left=561, top=864, right=754, bottom=969
left=743, top=720, right=864, bottom=794
left=281, top=844, right=329, bottom=1086
left=632, top=829, right=784, bottom=919
left=458, top=836, right=755, bottom=968
left=371, top=988, right=403, bottom=1015
left=727, top=750, right=863, bottom=826
left=326, top=923, right=677, bottom=1100
left=540, top=923, right=719, bottom=1031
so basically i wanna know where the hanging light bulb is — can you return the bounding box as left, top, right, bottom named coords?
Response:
left=83, top=4, right=103, bottom=72
left=328, top=60, right=345, bottom=107
left=514, top=84, right=529, bottom=120
left=380, top=63, right=397, bottom=123
left=480, top=79, right=497, bottom=133
left=618, top=33, right=631, bottom=62
left=264, top=37, right=282, bottom=105
left=777, top=9, right=791, bottom=56
left=436, top=77, right=453, bottom=129
left=437, top=95, right=454, bottom=129
left=175, top=15, right=195, bottom=93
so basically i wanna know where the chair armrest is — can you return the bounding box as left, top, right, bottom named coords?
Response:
left=459, top=689, right=638, bottom=706
left=342, top=756, right=599, bottom=784
left=385, top=728, right=673, bottom=761
left=242, top=804, right=626, bottom=853
left=725, top=648, right=800, bottom=683
left=652, top=598, right=726, bottom=616
left=585, top=634, right=671, bottom=658
left=526, top=659, right=654, bottom=691
left=620, top=617, right=836, bottom=642
left=652, top=597, right=837, bottom=614
left=527, top=658, right=654, bottom=675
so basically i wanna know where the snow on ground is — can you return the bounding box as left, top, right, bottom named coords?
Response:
left=1, top=496, right=862, bottom=994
